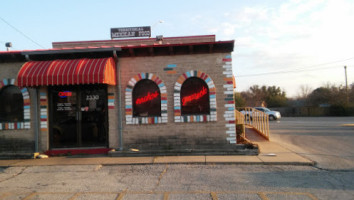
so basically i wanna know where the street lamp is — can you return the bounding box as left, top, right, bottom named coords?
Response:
left=5, top=42, right=12, bottom=51
left=151, top=20, right=164, bottom=37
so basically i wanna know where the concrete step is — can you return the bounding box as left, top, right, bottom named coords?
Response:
left=109, top=145, right=259, bottom=157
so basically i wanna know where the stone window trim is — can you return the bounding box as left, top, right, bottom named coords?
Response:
left=174, top=70, right=217, bottom=123
left=0, top=78, right=31, bottom=130
left=125, top=73, right=167, bottom=125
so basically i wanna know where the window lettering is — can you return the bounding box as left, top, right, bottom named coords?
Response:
left=136, top=91, right=159, bottom=105
left=58, top=91, right=72, bottom=98
left=86, top=95, right=99, bottom=101
left=181, top=86, right=207, bottom=106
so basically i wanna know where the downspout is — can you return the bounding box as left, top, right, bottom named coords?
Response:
left=33, top=88, right=40, bottom=153
left=113, top=50, right=123, bottom=151
left=26, top=54, right=40, bottom=153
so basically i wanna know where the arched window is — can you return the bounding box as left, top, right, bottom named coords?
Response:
left=0, top=85, right=24, bottom=122
left=174, top=71, right=216, bottom=123
left=180, top=77, right=210, bottom=115
left=133, top=79, right=161, bottom=117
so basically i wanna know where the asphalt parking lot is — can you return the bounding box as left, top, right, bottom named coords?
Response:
left=269, top=117, right=354, bottom=170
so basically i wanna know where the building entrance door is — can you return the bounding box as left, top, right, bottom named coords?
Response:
left=49, top=85, right=108, bottom=148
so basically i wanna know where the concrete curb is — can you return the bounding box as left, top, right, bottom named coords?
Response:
left=0, top=154, right=315, bottom=167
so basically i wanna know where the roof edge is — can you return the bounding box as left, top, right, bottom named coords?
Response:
left=52, top=35, right=216, bottom=45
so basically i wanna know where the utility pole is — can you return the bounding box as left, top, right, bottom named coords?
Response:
left=344, top=66, right=349, bottom=105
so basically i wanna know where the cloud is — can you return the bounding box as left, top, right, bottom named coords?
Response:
left=231, top=0, right=354, bottom=69
left=163, top=0, right=354, bottom=96
left=227, top=0, right=354, bottom=96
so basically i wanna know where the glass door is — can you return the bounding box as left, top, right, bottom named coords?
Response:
left=50, top=86, right=78, bottom=148
left=49, top=85, right=108, bottom=148
left=80, top=85, right=108, bottom=147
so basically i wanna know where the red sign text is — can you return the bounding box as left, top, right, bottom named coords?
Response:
left=58, top=91, right=72, bottom=98
left=182, top=86, right=208, bottom=106
left=136, top=91, right=159, bottom=105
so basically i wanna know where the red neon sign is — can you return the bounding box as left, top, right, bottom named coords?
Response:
left=182, top=86, right=207, bottom=106
left=136, top=91, right=159, bottom=105
left=58, top=91, right=72, bottom=98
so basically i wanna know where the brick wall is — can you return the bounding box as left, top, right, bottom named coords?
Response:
left=108, top=85, right=119, bottom=148
left=0, top=62, right=36, bottom=155
left=0, top=62, right=23, bottom=80
left=118, top=53, right=235, bottom=150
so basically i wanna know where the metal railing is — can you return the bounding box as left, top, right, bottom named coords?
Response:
left=234, top=110, right=246, bottom=138
left=237, top=107, right=270, bottom=140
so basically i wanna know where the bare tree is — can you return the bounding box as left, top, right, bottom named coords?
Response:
left=297, top=85, right=313, bottom=99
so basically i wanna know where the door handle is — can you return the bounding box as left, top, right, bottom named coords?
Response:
left=76, top=112, right=82, bottom=121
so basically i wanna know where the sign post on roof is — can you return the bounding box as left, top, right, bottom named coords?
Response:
left=111, top=26, right=151, bottom=39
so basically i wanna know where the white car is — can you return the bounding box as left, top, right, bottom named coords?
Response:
left=241, top=107, right=281, bottom=121
left=254, top=107, right=281, bottom=120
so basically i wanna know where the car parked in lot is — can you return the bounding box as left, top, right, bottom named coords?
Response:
left=240, top=107, right=281, bottom=120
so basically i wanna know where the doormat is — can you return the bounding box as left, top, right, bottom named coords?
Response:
left=45, top=148, right=111, bottom=156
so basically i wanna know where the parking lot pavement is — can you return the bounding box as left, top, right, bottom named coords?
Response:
left=0, top=190, right=319, bottom=200
left=0, top=150, right=314, bottom=167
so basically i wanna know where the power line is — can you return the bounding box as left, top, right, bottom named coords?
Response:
left=236, top=57, right=354, bottom=77
left=0, top=16, right=45, bottom=49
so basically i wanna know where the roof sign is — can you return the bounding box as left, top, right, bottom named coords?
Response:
left=111, top=26, right=151, bottom=39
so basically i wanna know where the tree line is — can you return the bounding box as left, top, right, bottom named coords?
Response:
left=234, top=83, right=354, bottom=116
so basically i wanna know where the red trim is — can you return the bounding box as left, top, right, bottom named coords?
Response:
left=203, top=115, right=207, bottom=121
left=155, top=79, right=162, bottom=85
left=45, top=148, right=111, bottom=156
left=223, top=58, right=232, bottom=62
left=1, top=40, right=234, bottom=55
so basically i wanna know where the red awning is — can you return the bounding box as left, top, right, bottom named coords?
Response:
left=17, top=57, right=116, bottom=87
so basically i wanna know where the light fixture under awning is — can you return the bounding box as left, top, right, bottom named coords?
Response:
left=17, top=57, right=116, bottom=87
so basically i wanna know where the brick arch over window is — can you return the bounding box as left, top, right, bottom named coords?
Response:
left=174, top=71, right=217, bottom=123
left=0, top=78, right=30, bottom=130
left=125, top=73, right=167, bottom=124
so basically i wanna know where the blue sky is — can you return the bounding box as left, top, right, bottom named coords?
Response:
left=1, top=0, right=353, bottom=97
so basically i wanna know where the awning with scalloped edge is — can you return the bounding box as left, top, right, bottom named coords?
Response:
left=17, top=57, right=116, bottom=87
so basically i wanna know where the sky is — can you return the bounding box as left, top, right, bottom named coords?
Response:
left=1, top=0, right=354, bottom=97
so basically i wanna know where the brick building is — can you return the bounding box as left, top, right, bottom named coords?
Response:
left=0, top=35, right=236, bottom=157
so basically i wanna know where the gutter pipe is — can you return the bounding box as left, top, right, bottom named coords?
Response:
left=33, top=88, right=39, bottom=153
left=113, top=50, right=123, bottom=151
left=26, top=54, right=40, bottom=153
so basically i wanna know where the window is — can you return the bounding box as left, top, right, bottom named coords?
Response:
left=133, top=79, right=161, bottom=117
left=180, top=77, right=210, bottom=115
left=0, top=85, right=24, bottom=122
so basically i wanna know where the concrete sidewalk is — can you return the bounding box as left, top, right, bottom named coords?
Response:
left=0, top=139, right=314, bottom=167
